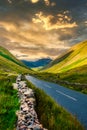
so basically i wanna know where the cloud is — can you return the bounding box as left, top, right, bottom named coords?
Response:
left=0, top=0, right=87, bottom=60
left=0, top=19, right=71, bottom=60
left=32, top=11, right=77, bottom=30
left=44, top=0, right=50, bottom=6
left=30, top=0, right=39, bottom=3
left=29, top=0, right=56, bottom=6
left=44, top=0, right=56, bottom=6
left=84, top=21, right=87, bottom=26
left=7, top=0, right=12, bottom=4
left=9, top=43, right=70, bottom=60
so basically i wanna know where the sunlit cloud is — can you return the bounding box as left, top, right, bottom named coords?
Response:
left=7, top=0, right=12, bottom=4
left=30, top=0, right=56, bottom=6
left=44, top=0, right=50, bottom=6
left=84, top=21, right=87, bottom=26
left=32, top=11, right=77, bottom=30
left=0, top=22, right=17, bottom=32
left=30, top=0, right=39, bottom=3
left=0, top=19, right=72, bottom=60
left=0, top=0, right=87, bottom=60
left=44, top=0, right=56, bottom=6
left=10, top=49, right=49, bottom=60
left=0, top=18, right=81, bottom=60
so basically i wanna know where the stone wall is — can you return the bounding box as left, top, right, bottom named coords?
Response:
left=56, top=80, right=87, bottom=88
left=13, top=75, right=47, bottom=130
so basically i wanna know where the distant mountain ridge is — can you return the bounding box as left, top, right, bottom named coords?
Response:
left=22, top=58, right=52, bottom=68
left=42, top=40, right=87, bottom=73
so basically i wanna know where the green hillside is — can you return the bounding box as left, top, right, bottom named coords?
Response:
left=35, top=40, right=87, bottom=93
left=59, top=65, right=87, bottom=83
left=0, top=46, right=32, bottom=74
left=0, top=46, right=33, bottom=130
left=0, top=47, right=85, bottom=130
left=43, top=40, right=87, bottom=73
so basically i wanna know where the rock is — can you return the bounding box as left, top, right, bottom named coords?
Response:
left=13, top=83, right=18, bottom=90
left=14, top=75, right=47, bottom=130
left=33, top=124, right=44, bottom=130
left=22, top=107, right=29, bottom=112
left=19, top=125, right=27, bottom=129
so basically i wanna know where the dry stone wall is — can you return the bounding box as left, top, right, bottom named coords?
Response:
left=13, top=75, right=47, bottom=130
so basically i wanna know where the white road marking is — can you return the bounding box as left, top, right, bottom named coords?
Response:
left=45, top=84, right=52, bottom=88
left=56, top=90, right=77, bottom=101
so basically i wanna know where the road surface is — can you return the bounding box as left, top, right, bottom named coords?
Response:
left=26, top=75, right=87, bottom=129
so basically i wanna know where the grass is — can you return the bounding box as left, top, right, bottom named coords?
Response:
left=0, top=46, right=26, bottom=68
left=0, top=46, right=32, bottom=74
left=40, top=41, right=87, bottom=94
left=43, top=40, right=87, bottom=73
left=0, top=44, right=86, bottom=129
left=32, top=65, right=87, bottom=94
left=0, top=46, right=34, bottom=129
left=0, top=55, right=32, bottom=74
left=59, top=57, right=87, bottom=73
left=0, top=74, right=19, bottom=130
left=26, top=80, right=84, bottom=130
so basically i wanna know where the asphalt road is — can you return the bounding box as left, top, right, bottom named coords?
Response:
left=26, top=75, right=87, bottom=129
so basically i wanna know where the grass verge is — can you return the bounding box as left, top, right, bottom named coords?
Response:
left=26, top=79, right=84, bottom=130
left=32, top=72, right=87, bottom=94
left=0, top=74, right=19, bottom=130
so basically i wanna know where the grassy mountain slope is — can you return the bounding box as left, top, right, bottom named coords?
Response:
left=0, top=46, right=32, bottom=74
left=59, top=64, right=87, bottom=84
left=36, top=40, right=87, bottom=93
left=34, top=64, right=87, bottom=93
left=0, top=46, right=33, bottom=130
left=0, top=47, right=85, bottom=129
left=43, top=40, right=87, bottom=73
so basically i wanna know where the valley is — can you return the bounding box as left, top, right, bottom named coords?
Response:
left=0, top=40, right=87, bottom=130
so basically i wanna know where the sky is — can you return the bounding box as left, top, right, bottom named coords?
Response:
left=0, top=0, right=87, bottom=61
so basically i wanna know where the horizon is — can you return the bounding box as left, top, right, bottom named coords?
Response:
left=0, top=0, right=87, bottom=61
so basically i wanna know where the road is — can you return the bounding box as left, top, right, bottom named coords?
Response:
left=26, top=75, right=87, bottom=129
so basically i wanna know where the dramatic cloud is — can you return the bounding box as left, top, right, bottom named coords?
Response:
left=32, top=11, right=77, bottom=30
left=30, top=0, right=56, bottom=6
left=0, top=0, right=87, bottom=60
left=8, top=0, right=12, bottom=4
left=30, top=0, right=39, bottom=3
left=85, top=21, right=87, bottom=26
left=44, top=0, right=56, bottom=6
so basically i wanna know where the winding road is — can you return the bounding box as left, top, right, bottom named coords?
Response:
left=26, top=75, right=87, bottom=129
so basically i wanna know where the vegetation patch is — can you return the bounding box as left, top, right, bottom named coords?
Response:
left=0, top=46, right=32, bottom=74
left=26, top=79, right=84, bottom=130
left=0, top=75, right=19, bottom=130
left=43, top=40, right=87, bottom=73
left=32, top=67, right=87, bottom=94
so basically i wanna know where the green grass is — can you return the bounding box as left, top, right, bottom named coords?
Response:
left=59, top=57, right=87, bottom=73
left=26, top=80, right=84, bottom=130
left=0, top=46, right=26, bottom=68
left=0, top=46, right=32, bottom=74
left=32, top=66, right=43, bottom=71
left=0, top=46, right=34, bottom=129
left=0, top=74, right=19, bottom=130
left=43, top=40, right=87, bottom=73
left=0, top=44, right=86, bottom=129
left=38, top=41, right=87, bottom=93
left=60, top=65, right=87, bottom=83
left=32, top=65, right=87, bottom=94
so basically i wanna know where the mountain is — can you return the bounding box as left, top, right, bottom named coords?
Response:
left=43, top=40, right=87, bottom=73
left=0, top=46, right=32, bottom=74
left=22, top=58, right=52, bottom=68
